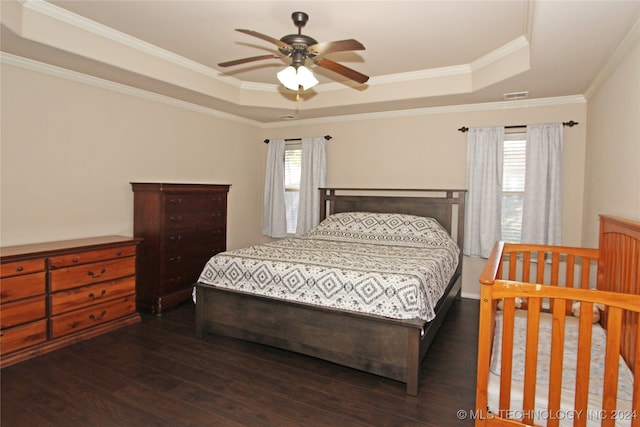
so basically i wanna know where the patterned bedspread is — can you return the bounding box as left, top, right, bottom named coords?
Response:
left=198, top=212, right=460, bottom=322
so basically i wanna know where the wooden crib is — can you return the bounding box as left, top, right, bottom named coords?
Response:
left=475, top=215, right=640, bottom=426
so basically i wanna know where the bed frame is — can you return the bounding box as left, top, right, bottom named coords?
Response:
left=475, top=215, right=640, bottom=426
left=195, top=188, right=466, bottom=395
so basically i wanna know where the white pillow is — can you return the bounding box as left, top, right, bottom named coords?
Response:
left=304, top=211, right=456, bottom=247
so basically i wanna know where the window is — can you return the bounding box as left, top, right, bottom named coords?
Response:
left=501, top=133, right=526, bottom=242
left=284, top=144, right=302, bottom=234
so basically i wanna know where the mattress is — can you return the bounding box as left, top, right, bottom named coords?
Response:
left=198, top=212, right=460, bottom=322
left=488, top=309, right=635, bottom=426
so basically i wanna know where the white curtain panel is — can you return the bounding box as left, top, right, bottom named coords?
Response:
left=464, top=127, right=504, bottom=258
left=521, top=123, right=563, bottom=245
left=296, top=137, right=326, bottom=235
left=262, top=138, right=288, bottom=238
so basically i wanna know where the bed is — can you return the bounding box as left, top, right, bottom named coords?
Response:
left=194, top=188, right=466, bottom=395
left=475, top=215, right=640, bottom=426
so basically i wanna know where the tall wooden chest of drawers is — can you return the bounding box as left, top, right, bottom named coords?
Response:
left=131, top=183, right=230, bottom=315
left=0, top=236, right=142, bottom=367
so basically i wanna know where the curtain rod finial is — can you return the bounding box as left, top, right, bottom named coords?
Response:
left=458, top=127, right=469, bottom=133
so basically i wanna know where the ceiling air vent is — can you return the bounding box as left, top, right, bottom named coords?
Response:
left=503, top=91, right=529, bottom=101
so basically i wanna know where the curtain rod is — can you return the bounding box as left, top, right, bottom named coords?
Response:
left=264, top=135, right=332, bottom=144
left=457, top=120, right=579, bottom=133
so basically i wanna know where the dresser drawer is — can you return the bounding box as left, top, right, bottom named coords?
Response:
left=0, top=320, right=47, bottom=354
left=162, top=269, right=204, bottom=294
left=0, top=272, right=46, bottom=303
left=49, top=246, right=136, bottom=268
left=0, top=296, right=46, bottom=329
left=0, top=259, right=45, bottom=278
left=164, top=241, right=220, bottom=269
left=50, top=277, right=136, bottom=315
left=163, top=227, right=225, bottom=250
left=51, top=295, right=136, bottom=338
left=50, top=257, right=136, bottom=292
left=163, top=193, right=226, bottom=214
left=163, top=210, right=226, bottom=230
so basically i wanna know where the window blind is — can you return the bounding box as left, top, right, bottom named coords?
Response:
left=502, top=134, right=526, bottom=242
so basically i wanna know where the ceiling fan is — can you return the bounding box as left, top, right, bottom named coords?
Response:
left=218, top=11, right=369, bottom=89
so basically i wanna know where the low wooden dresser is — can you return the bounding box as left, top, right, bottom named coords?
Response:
left=0, top=236, right=142, bottom=367
left=131, top=183, right=230, bottom=315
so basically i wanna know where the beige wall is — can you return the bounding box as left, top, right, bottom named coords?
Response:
left=583, top=36, right=640, bottom=247
left=0, top=63, right=265, bottom=250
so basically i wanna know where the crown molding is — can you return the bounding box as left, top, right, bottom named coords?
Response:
left=262, top=95, right=586, bottom=128
left=21, top=0, right=226, bottom=81
left=584, top=13, right=640, bottom=100
left=4, top=50, right=585, bottom=129
left=3, top=51, right=585, bottom=129
left=470, top=36, right=529, bottom=71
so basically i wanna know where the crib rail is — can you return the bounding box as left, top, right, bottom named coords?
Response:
left=476, top=219, right=640, bottom=427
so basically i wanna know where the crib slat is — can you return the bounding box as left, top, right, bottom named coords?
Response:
left=509, top=252, right=517, bottom=280
left=549, top=252, right=561, bottom=313
left=566, top=254, right=575, bottom=315
left=500, top=298, right=516, bottom=415
left=523, top=297, right=541, bottom=425
left=574, top=301, right=594, bottom=427
left=631, top=314, right=639, bottom=427
left=602, top=306, right=622, bottom=427
left=547, top=300, right=567, bottom=427
left=581, top=256, right=591, bottom=289
left=537, top=251, right=545, bottom=284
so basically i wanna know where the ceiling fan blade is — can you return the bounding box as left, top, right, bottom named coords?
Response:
left=313, top=57, right=369, bottom=84
left=218, top=54, right=281, bottom=67
left=307, top=39, right=365, bottom=56
left=235, top=29, right=291, bottom=50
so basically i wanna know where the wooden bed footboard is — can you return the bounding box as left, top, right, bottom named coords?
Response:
left=196, top=271, right=461, bottom=396
left=475, top=215, right=640, bottom=427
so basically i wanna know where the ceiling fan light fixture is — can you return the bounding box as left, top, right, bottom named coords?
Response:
left=277, top=65, right=319, bottom=91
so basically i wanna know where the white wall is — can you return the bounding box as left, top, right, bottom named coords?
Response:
left=583, top=33, right=640, bottom=247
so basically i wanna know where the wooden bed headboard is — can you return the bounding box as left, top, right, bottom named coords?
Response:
left=319, top=188, right=467, bottom=271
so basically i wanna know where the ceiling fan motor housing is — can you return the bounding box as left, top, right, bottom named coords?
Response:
left=219, top=10, right=369, bottom=84
left=279, top=34, right=318, bottom=66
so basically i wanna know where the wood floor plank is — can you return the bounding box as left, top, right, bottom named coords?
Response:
left=1, top=298, right=479, bottom=426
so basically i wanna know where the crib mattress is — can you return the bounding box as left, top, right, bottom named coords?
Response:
left=488, top=309, right=635, bottom=426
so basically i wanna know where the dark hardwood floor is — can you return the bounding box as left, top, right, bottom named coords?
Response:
left=1, top=298, right=479, bottom=427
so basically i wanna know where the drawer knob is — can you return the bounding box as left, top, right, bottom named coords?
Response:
left=170, top=216, right=183, bottom=223
left=170, top=198, right=182, bottom=205
left=170, top=256, right=182, bottom=263
left=16, top=266, right=23, bottom=272
left=169, top=235, right=182, bottom=242
left=88, top=289, right=107, bottom=299
left=72, top=257, right=79, bottom=263
left=169, top=276, right=182, bottom=284
left=89, top=310, right=107, bottom=321
left=88, top=268, right=107, bottom=279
